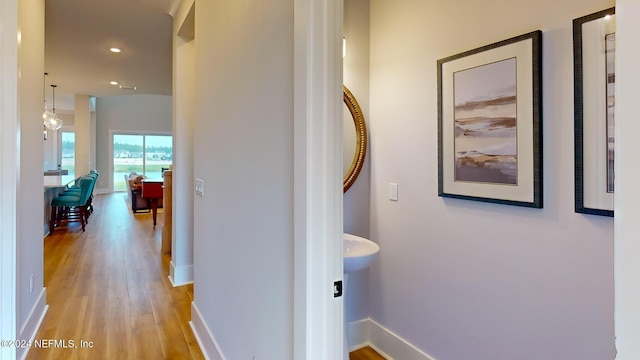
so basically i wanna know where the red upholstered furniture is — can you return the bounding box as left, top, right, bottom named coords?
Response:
left=142, top=179, right=163, bottom=228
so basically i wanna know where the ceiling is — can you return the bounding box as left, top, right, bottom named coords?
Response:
left=44, top=0, right=178, bottom=113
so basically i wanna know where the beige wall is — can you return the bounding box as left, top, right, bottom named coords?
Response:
left=74, top=95, right=91, bottom=176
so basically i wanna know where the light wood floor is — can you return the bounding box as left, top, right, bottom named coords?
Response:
left=350, top=346, right=386, bottom=360
left=30, top=192, right=385, bottom=359
left=27, top=193, right=203, bottom=360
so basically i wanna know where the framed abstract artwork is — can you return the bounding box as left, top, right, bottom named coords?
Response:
left=437, top=31, right=543, bottom=208
left=574, top=8, right=615, bottom=217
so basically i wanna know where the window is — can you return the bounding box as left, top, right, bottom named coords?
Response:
left=61, top=131, right=75, bottom=184
left=113, top=133, right=172, bottom=191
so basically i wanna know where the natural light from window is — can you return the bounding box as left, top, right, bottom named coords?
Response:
left=113, top=133, right=173, bottom=191
left=61, top=131, right=75, bottom=184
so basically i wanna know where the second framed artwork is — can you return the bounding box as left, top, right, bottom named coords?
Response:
left=437, top=30, right=543, bottom=208
left=573, top=8, right=615, bottom=217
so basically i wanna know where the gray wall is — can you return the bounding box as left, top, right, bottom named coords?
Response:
left=17, top=1, right=45, bottom=358
left=191, top=0, right=294, bottom=358
left=344, top=0, right=372, bottom=324
left=95, top=94, right=172, bottom=192
left=368, top=0, right=615, bottom=359
left=170, top=0, right=195, bottom=286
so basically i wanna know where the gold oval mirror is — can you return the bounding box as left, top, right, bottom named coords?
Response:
left=343, top=86, right=367, bottom=192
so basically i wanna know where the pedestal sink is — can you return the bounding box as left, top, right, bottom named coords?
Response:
left=343, top=233, right=380, bottom=273
left=343, top=233, right=380, bottom=358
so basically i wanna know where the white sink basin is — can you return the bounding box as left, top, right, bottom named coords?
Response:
left=343, top=233, right=380, bottom=273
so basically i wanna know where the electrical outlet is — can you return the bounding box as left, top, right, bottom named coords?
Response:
left=29, top=274, right=34, bottom=293
left=195, top=178, right=204, bottom=196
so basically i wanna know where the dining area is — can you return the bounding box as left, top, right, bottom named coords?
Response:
left=44, top=170, right=98, bottom=236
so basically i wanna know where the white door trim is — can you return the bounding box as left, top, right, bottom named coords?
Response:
left=0, top=0, right=19, bottom=358
left=615, top=1, right=640, bottom=358
left=293, top=0, right=344, bottom=358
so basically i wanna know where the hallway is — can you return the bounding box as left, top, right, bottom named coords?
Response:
left=27, top=193, right=203, bottom=359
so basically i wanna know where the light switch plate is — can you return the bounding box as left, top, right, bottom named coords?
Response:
left=389, top=182, right=398, bottom=201
left=195, top=178, right=204, bottom=196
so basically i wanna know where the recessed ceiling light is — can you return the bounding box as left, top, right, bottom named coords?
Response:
left=110, top=81, right=118, bottom=85
left=110, top=47, right=122, bottom=53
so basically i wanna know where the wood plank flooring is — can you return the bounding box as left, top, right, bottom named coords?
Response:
left=350, top=346, right=387, bottom=360
left=30, top=192, right=386, bottom=359
left=27, top=193, right=203, bottom=360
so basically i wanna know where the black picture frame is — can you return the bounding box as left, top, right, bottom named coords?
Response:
left=574, top=8, right=615, bottom=217
left=437, top=31, right=543, bottom=208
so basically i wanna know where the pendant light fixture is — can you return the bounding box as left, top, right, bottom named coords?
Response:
left=43, top=84, right=63, bottom=131
left=42, top=72, right=52, bottom=140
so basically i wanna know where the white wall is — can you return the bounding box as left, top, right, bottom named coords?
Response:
left=344, top=0, right=372, bottom=324
left=17, top=0, right=47, bottom=358
left=368, top=0, right=615, bottom=359
left=614, top=1, right=640, bottom=358
left=191, top=0, right=294, bottom=358
left=95, top=94, right=172, bottom=192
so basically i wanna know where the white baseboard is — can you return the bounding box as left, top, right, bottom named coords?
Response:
left=190, top=302, right=226, bottom=360
left=348, top=318, right=370, bottom=351
left=94, top=188, right=109, bottom=195
left=18, top=288, right=48, bottom=360
left=348, top=318, right=436, bottom=360
left=169, top=261, right=194, bottom=287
